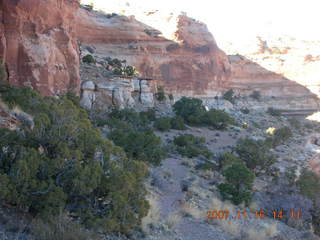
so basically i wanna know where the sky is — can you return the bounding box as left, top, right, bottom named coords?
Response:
left=82, top=0, right=320, bottom=43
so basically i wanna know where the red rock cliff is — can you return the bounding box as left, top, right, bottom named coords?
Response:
left=0, top=0, right=80, bottom=95
left=75, top=10, right=232, bottom=97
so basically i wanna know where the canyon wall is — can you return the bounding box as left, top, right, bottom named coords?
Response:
left=0, top=0, right=80, bottom=95
left=0, top=0, right=319, bottom=111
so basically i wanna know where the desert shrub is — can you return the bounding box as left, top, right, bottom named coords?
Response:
left=267, top=107, right=282, bottom=116
left=173, top=97, right=205, bottom=125
left=107, top=108, right=166, bottom=165
left=82, top=54, right=96, bottom=64
left=235, top=138, right=276, bottom=173
left=173, top=97, right=236, bottom=128
left=195, top=161, right=218, bottom=171
left=113, top=66, right=138, bottom=76
left=168, top=93, right=174, bottom=101
left=272, top=126, right=292, bottom=146
left=218, top=162, right=255, bottom=205
left=155, top=86, right=166, bottom=101
left=0, top=85, right=149, bottom=234
left=288, top=119, right=301, bottom=130
left=240, top=108, right=250, bottom=114
left=219, top=152, right=243, bottom=171
left=173, top=134, right=212, bottom=159
left=139, top=108, right=156, bottom=121
left=154, top=117, right=172, bottom=131
left=297, top=168, right=320, bottom=200
left=250, top=91, right=261, bottom=100
left=222, top=89, right=235, bottom=104
left=201, top=109, right=236, bottom=130
left=170, top=116, right=187, bottom=130
left=108, top=58, right=124, bottom=68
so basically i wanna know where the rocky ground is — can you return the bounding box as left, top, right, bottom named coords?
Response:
left=1, top=107, right=320, bottom=240
left=136, top=108, right=320, bottom=240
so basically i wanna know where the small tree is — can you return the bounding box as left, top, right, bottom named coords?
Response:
left=173, top=97, right=205, bottom=125
left=222, top=89, right=235, bottom=104
left=235, top=138, right=276, bottom=173
left=82, top=54, right=96, bottom=64
left=218, top=162, right=255, bottom=205
left=154, top=117, right=172, bottom=131
left=201, top=109, right=236, bottom=130
left=171, top=116, right=187, bottom=130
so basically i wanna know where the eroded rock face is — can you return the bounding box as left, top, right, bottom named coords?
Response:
left=0, top=0, right=80, bottom=95
left=75, top=10, right=232, bottom=98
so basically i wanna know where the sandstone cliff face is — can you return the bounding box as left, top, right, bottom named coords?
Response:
left=75, top=10, right=232, bottom=98
left=0, top=0, right=80, bottom=95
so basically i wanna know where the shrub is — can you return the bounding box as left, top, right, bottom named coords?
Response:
left=219, top=152, right=243, bottom=171
left=154, top=117, right=172, bottom=131
left=235, top=138, right=276, bottom=173
left=218, top=162, right=255, bottom=205
left=240, top=108, right=250, bottom=114
left=82, top=54, right=96, bottom=64
left=170, top=116, right=187, bottom=130
left=272, top=126, right=293, bottom=146
left=297, top=168, right=320, bottom=200
left=109, top=126, right=166, bottom=165
left=267, top=107, right=282, bottom=116
left=222, top=89, right=235, bottom=104
left=173, top=97, right=205, bottom=125
left=201, top=109, right=236, bottom=130
left=173, top=134, right=212, bottom=159
left=108, top=58, right=123, bottom=68
left=168, top=94, right=174, bottom=101
left=0, top=85, right=149, bottom=234
left=288, top=119, right=301, bottom=130
left=113, top=66, right=138, bottom=76
left=250, top=91, right=261, bottom=100
left=139, top=108, right=156, bottom=121
left=155, top=86, right=166, bottom=102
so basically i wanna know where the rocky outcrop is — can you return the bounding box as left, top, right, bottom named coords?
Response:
left=75, top=10, right=232, bottom=98
left=0, top=0, right=80, bottom=95
left=80, top=62, right=154, bottom=110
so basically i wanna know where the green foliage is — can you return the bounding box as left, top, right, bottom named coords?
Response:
left=201, top=109, right=236, bottom=130
left=173, top=134, right=212, bottom=159
left=297, top=168, right=320, bottom=200
left=82, top=54, right=96, bottom=64
left=113, top=66, right=138, bottom=76
left=155, top=86, right=166, bottom=102
left=0, top=60, right=7, bottom=82
left=250, top=91, right=261, bottom=100
left=168, top=93, right=174, bottom=101
left=0, top=85, right=149, bottom=234
left=173, top=97, right=236, bottom=129
left=235, top=138, right=276, bottom=173
left=170, top=116, right=187, bottom=130
left=267, top=107, right=282, bottom=116
left=173, top=97, right=205, bottom=125
left=219, top=152, right=243, bottom=171
left=272, top=126, right=292, bottom=146
left=107, top=108, right=166, bottom=165
left=154, top=117, right=172, bottom=131
left=240, top=108, right=250, bottom=114
left=218, top=162, right=255, bottom=205
left=222, top=89, right=235, bottom=104
left=108, top=58, right=124, bottom=68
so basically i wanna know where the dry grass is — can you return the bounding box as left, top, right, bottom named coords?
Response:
left=141, top=192, right=161, bottom=233
left=164, top=212, right=182, bottom=230
left=247, top=222, right=278, bottom=240
left=30, top=214, right=97, bottom=240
